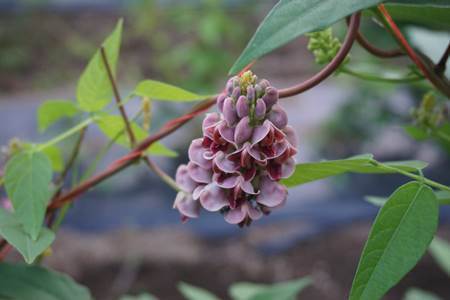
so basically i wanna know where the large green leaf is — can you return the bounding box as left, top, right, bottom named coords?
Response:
left=229, top=277, right=311, bottom=300
left=350, top=182, right=439, bottom=300
left=178, top=282, right=221, bottom=300
left=403, top=288, right=442, bottom=300
left=0, top=263, right=92, bottom=300
left=134, top=80, right=206, bottom=102
left=384, top=4, right=450, bottom=30
left=4, top=151, right=53, bottom=240
left=37, top=100, right=79, bottom=132
left=387, top=0, right=450, bottom=7
left=77, top=19, right=123, bottom=112
left=0, top=208, right=54, bottom=264
left=282, top=155, right=427, bottom=187
left=428, top=236, right=450, bottom=276
left=229, top=0, right=384, bottom=74
left=366, top=190, right=450, bottom=207
left=96, top=115, right=177, bottom=157
left=282, top=154, right=374, bottom=187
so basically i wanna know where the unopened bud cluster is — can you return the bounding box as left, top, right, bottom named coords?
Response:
left=307, top=28, right=342, bottom=65
left=173, top=71, right=298, bottom=226
left=412, top=92, right=449, bottom=130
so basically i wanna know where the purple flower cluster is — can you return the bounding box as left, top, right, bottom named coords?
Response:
left=174, top=72, right=298, bottom=226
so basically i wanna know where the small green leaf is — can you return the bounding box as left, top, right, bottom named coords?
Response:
left=42, top=145, right=64, bottom=172
left=387, top=0, right=450, bottom=7
left=0, top=208, right=54, bottom=264
left=403, top=288, right=442, bottom=300
left=134, top=80, right=206, bottom=102
left=37, top=100, right=79, bottom=132
left=429, top=236, right=450, bottom=276
left=0, top=263, right=92, bottom=300
left=96, top=115, right=177, bottom=157
left=364, top=196, right=388, bottom=207
left=77, top=19, right=123, bottom=112
left=229, top=0, right=384, bottom=74
left=229, top=277, right=311, bottom=300
left=435, top=190, right=450, bottom=205
left=4, top=151, right=53, bottom=240
left=282, top=154, right=374, bottom=187
left=404, top=125, right=429, bottom=141
left=350, top=182, right=439, bottom=300
left=178, top=282, right=221, bottom=300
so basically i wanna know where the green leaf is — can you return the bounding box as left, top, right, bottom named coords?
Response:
left=403, top=288, right=442, bottom=300
left=134, top=80, right=206, bottom=102
left=120, top=293, right=158, bottom=300
left=349, top=182, right=439, bottom=300
left=364, top=196, right=388, bottom=207
left=281, top=154, right=374, bottom=187
left=0, top=263, right=92, bottom=300
left=229, top=0, right=384, bottom=74
left=384, top=4, right=450, bottom=30
left=435, top=190, right=450, bottom=205
left=387, top=0, right=450, bottom=7
left=77, top=19, right=123, bottom=112
left=96, top=115, right=177, bottom=157
left=42, top=145, right=64, bottom=172
left=229, top=277, right=311, bottom=300
left=429, top=236, right=450, bottom=276
left=178, top=282, right=221, bottom=300
left=37, top=100, right=79, bottom=132
left=0, top=208, right=54, bottom=264
left=404, top=125, right=429, bottom=141
left=4, top=151, right=53, bottom=240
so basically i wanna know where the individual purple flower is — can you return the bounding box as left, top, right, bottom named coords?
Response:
left=173, top=71, right=298, bottom=226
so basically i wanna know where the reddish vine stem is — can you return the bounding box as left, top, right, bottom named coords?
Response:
left=278, top=12, right=361, bottom=98
left=435, top=42, right=450, bottom=75
left=377, top=4, right=450, bottom=98
left=345, top=17, right=404, bottom=58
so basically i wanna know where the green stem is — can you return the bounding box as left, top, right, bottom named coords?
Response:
left=373, top=160, right=450, bottom=192
left=36, top=118, right=95, bottom=151
left=341, top=67, right=424, bottom=84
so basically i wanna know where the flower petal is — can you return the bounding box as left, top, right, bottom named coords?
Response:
left=251, top=120, right=271, bottom=145
left=281, top=157, right=296, bottom=178
left=224, top=207, right=246, bottom=224
left=189, top=138, right=212, bottom=169
left=192, top=184, right=206, bottom=200
left=202, top=113, right=220, bottom=138
left=234, top=116, right=253, bottom=145
left=283, top=125, right=299, bottom=148
left=174, top=192, right=200, bottom=218
left=175, top=164, right=197, bottom=193
left=214, top=152, right=239, bottom=173
left=256, top=176, right=287, bottom=207
left=187, top=162, right=212, bottom=183
left=200, top=184, right=229, bottom=211
left=217, top=121, right=235, bottom=145
left=244, top=202, right=263, bottom=220
left=213, top=173, right=240, bottom=189
left=268, top=104, right=288, bottom=129
left=240, top=179, right=258, bottom=195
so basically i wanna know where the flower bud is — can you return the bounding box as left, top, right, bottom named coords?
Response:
left=268, top=104, right=288, bottom=129
left=216, top=94, right=226, bottom=112
left=231, top=87, right=241, bottom=100
left=255, top=98, right=266, bottom=120
left=262, top=87, right=278, bottom=109
left=223, top=97, right=237, bottom=126
left=247, top=86, right=255, bottom=103
left=236, top=96, right=249, bottom=118
left=234, top=116, right=253, bottom=144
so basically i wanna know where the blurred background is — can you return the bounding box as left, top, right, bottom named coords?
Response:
left=0, top=0, right=449, bottom=299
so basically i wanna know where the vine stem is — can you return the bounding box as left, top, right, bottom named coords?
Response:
left=435, top=41, right=450, bottom=75
left=372, top=160, right=450, bottom=192
left=36, top=118, right=94, bottom=151
left=278, top=12, right=361, bottom=98
left=376, top=4, right=450, bottom=98
left=341, top=67, right=423, bottom=84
